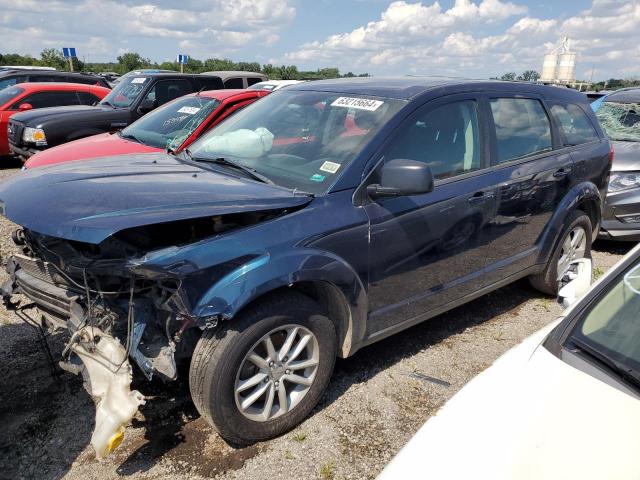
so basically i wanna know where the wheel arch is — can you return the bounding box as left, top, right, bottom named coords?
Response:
left=536, top=181, right=601, bottom=266
left=191, top=250, right=369, bottom=358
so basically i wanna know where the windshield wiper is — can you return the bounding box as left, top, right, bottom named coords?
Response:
left=100, top=100, right=116, bottom=108
left=569, top=337, right=640, bottom=390
left=190, top=154, right=274, bottom=185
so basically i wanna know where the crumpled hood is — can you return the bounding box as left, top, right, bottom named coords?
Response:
left=0, top=153, right=312, bottom=244
left=611, top=140, right=640, bottom=171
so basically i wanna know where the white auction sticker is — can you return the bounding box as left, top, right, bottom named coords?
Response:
left=177, top=106, right=201, bottom=115
left=319, top=161, right=341, bottom=174
left=131, top=77, right=148, bottom=84
left=331, top=97, right=383, bottom=111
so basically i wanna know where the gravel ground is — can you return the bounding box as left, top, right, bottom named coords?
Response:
left=0, top=165, right=632, bottom=480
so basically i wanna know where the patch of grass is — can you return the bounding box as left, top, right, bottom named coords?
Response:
left=538, top=298, right=551, bottom=312
left=292, top=432, right=307, bottom=442
left=593, top=266, right=605, bottom=280
left=284, top=449, right=294, bottom=461
left=319, top=460, right=336, bottom=480
left=492, top=331, right=506, bottom=341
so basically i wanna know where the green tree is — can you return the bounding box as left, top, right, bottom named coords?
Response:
left=203, top=58, right=236, bottom=72
left=116, top=52, right=150, bottom=74
left=277, top=65, right=299, bottom=80
left=40, top=48, right=66, bottom=69
left=236, top=61, right=261, bottom=72
left=518, top=70, right=540, bottom=82
left=158, top=61, right=178, bottom=72
left=0, top=53, right=38, bottom=66
left=184, top=57, right=203, bottom=73
left=500, top=72, right=517, bottom=81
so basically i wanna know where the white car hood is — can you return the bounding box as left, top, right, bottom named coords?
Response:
left=379, top=321, right=640, bottom=480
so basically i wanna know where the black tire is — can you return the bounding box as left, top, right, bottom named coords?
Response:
left=529, top=209, right=592, bottom=295
left=189, top=291, right=337, bottom=444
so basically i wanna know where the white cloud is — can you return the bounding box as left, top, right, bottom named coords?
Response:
left=283, top=0, right=640, bottom=80
left=0, top=0, right=295, bottom=60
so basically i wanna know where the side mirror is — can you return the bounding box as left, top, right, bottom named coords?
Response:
left=18, top=103, right=32, bottom=111
left=137, top=98, right=156, bottom=114
left=367, top=159, right=434, bottom=198
left=558, top=258, right=592, bottom=308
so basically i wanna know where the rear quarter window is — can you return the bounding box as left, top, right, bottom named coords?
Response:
left=224, top=78, right=245, bottom=89
left=551, top=103, right=599, bottom=146
left=247, top=77, right=264, bottom=86
left=490, top=98, right=552, bottom=164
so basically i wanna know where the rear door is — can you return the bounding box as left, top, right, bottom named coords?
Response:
left=481, top=95, right=573, bottom=283
left=364, top=94, right=498, bottom=336
left=548, top=101, right=605, bottom=188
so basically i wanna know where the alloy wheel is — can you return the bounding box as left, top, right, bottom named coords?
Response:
left=234, top=324, right=320, bottom=422
left=556, top=225, right=587, bottom=283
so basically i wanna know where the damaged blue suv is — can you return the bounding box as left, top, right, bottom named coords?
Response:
left=0, top=77, right=611, bottom=454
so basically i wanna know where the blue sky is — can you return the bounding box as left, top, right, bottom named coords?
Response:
left=1, top=0, right=638, bottom=80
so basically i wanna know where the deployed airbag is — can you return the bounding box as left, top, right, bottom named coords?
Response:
left=201, top=127, right=274, bottom=158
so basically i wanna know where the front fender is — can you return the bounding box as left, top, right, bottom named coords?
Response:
left=536, top=181, right=602, bottom=265
left=192, top=248, right=368, bottom=354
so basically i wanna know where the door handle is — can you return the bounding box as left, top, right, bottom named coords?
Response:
left=468, top=191, right=494, bottom=204
left=553, top=168, right=571, bottom=178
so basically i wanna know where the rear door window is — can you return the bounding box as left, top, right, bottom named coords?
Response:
left=142, top=79, right=191, bottom=107
left=490, top=98, right=552, bottom=164
left=551, top=103, right=599, bottom=146
left=12, top=91, right=80, bottom=109
left=76, top=91, right=101, bottom=105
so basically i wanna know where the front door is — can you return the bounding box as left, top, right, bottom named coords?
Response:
left=364, top=95, right=497, bottom=337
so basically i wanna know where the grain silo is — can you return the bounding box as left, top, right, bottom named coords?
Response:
left=557, top=50, right=577, bottom=82
left=539, top=37, right=576, bottom=84
left=540, top=53, right=558, bottom=81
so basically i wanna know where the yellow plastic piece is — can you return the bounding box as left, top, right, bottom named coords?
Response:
left=107, top=428, right=125, bottom=454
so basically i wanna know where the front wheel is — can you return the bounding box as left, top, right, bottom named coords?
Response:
left=529, top=209, right=592, bottom=295
left=189, top=292, right=337, bottom=444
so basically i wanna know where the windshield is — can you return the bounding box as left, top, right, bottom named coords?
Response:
left=247, top=83, right=279, bottom=91
left=571, top=258, right=640, bottom=376
left=121, top=95, right=221, bottom=150
left=187, top=90, right=404, bottom=194
left=596, top=101, right=640, bottom=142
left=0, top=86, right=23, bottom=106
left=100, top=76, right=150, bottom=108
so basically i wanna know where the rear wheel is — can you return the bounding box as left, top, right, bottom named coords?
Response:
left=189, top=292, right=336, bottom=444
left=529, top=209, right=592, bottom=295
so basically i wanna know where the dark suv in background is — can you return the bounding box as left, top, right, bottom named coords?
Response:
left=595, top=87, right=640, bottom=240
left=0, top=78, right=611, bottom=455
left=7, top=72, right=224, bottom=158
left=0, top=68, right=111, bottom=89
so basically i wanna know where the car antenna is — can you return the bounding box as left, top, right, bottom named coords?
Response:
left=196, top=86, right=205, bottom=96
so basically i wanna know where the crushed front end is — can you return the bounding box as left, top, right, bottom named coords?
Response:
left=1, top=228, right=216, bottom=458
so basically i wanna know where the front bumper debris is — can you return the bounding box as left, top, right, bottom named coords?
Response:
left=66, top=326, right=146, bottom=459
